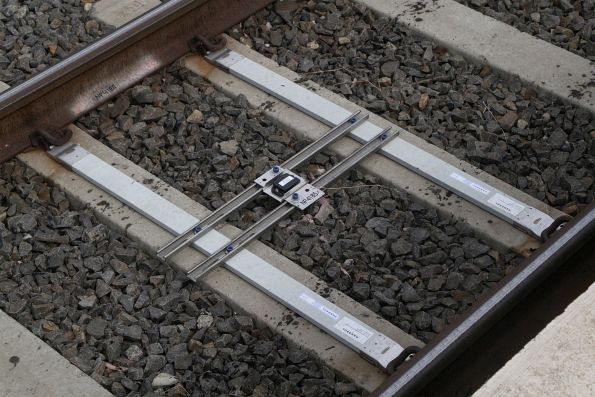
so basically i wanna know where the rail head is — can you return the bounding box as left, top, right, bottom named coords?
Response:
left=0, top=0, right=206, bottom=117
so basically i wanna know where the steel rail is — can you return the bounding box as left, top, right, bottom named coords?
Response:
left=156, top=111, right=368, bottom=260
left=372, top=202, right=595, bottom=397
left=0, top=0, right=273, bottom=162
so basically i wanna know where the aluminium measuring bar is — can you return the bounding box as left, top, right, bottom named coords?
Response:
left=47, top=142, right=417, bottom=371
left=157, top=110, right=368, bottom=261
left=205, top=49, right=568, bottom=240
left=187, top=126, right=397, bottom=280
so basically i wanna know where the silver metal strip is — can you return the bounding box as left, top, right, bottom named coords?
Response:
left=156, top=111, right=368, bottom=260
left=186, top=127, right=396, bottom=280
left=47, top=143, right=410, bottom=370
left=190, top=204, right=295, bottom=280
left=206, top=49, right=562, bottom=240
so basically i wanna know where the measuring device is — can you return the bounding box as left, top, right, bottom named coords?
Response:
left=156, top=110, right=368, bottom=261
left=158, top=111, right=400, bottom=279
left=186, top=126, right=396, bottom=280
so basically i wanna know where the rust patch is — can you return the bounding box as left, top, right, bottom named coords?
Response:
left=184, top=55, right=216, bottom=77
left=18, top=149, right=66, bottom=182
left=516, top=241, right=540, bottom=258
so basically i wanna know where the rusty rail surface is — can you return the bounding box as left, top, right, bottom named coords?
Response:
left=0, top=0, right=273, bottom=162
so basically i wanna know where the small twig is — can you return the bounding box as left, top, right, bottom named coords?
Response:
left=322, top=184, right=396, bottom=191
left=302, top=67, right=350, bottom=75
left=481, top=100, right=508, bottom=143
left=362, top=78, right=383, bottom=93
left=415, top=75, right=451, bottom=85
left=339, top=265, right=352, bottom=279
left=327, top=78, right=381, bottom=94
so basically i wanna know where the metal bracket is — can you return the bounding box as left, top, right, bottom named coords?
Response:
left=30, top=128, right=73, bottom=150
left=257, top=167, right=304, bottom=200
left=46, top=142, right=87, bottom=169
left=188, top=34, right=227, bottom=54
left=255, top=166, right=323, bottom=209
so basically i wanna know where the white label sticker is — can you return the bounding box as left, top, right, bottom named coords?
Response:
left=278, top=176, right=294, bottom=187
left=450, top=172, right=490, bottom=195
left=333, top=317, right=374, bottom=344
left=488, top=193, right=525, bottom=216
left=297, top=187, right=324, bottom=209
left=299, top=292, right=339, bottom=320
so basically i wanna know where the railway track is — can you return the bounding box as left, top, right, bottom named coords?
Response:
left=0, top=0, right=593, bottom=396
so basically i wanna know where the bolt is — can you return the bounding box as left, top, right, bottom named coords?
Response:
left=193, top=226, right=202, bottom=234
left=292, top=192, right=299, bottom=201
left=349, top=117, right=357, bottom=124
left=225, top=245, right=234, bottom=253
left=272, top=165, right=280, bottom=173
left=380, top=133, right=388, bottom=140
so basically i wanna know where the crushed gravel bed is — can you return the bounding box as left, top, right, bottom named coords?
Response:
left=0, top=159, right=362, bottom=397
left=229, top=0, right=594, bottom=214
left=456, top=0, right=595, bottom=60
left=76, top=63, right=523, bottom=344
left=0, top=0, right=112, bottom=86
left=0, top=0, right=582, bottom=392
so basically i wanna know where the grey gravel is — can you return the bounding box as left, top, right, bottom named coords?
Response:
left=0, top=0, right=112, bottom=86
left=231, top=0, right=594, bottom=214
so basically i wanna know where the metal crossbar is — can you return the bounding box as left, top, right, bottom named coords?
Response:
left=156, top=110, right=368, bottom=261
left=187, top=126, right=397, bottom=280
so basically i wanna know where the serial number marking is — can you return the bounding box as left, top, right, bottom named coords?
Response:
left=94, top=84, right=118, bottom=101
left=333, top=317, right=374, bottom=344
left=299, top=292, right=340, bottom=320
left=449, top=172, right=490, bottom=195
left=487, top=193, right=525, bottom=216
left=299, top=190, right=320, bottom=206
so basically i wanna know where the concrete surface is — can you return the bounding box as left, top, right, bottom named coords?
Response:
left=92, top=0, right=161, bottom=28
left=17, top=128, right=423, bottom=393
left=0, top=310, right=113, bottom=397
left=185, top=37, right=565, bottom=255
left=358, top=0, right=595, bottom=113
left=474, top=281, right=595, bottom=397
